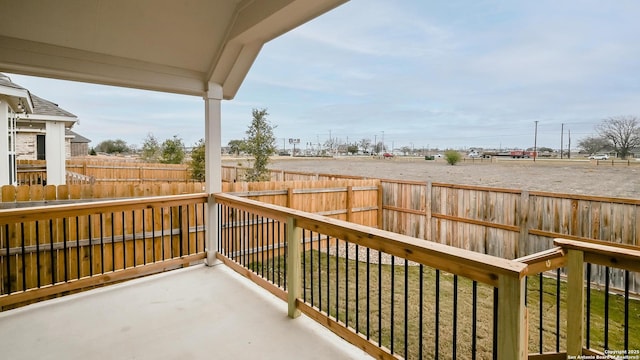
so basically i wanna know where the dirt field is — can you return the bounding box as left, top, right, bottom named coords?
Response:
left=257, top=157, right=640, bottom=199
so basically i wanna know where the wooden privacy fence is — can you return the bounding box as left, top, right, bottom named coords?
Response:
left=0, top=194, right=207, bottom=309
left=18, top=159, right=192, bottom=183
left=381, top=179, right=640, bottom=292
left=1, top=182, right=205, bottom=204
left=222, top=165, right=366, bottom=183
left=223, top=179, right=380, bottom=227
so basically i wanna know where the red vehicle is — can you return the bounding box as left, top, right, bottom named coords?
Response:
left=383, top=152, right=394, bottom=158
left=509, top=150, right=538, bottom=158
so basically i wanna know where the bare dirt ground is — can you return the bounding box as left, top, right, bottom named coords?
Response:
left=256, top=157, right=640, bottom=199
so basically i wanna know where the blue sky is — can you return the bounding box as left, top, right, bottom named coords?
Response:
left=8, top=0, right=640, bottom=151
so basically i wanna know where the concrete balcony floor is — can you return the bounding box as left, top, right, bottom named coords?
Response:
left=0, top=264, right=372, bottom=360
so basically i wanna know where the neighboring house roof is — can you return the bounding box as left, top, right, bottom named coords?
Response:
left=66, top=129, right=91, bottom=143
left=31, top=94, right=76, bottom=118
left=0, top=73, right=27, bottom=90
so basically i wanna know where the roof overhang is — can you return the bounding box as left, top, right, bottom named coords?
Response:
left=0, top=84, right=33, bottom=113
left=0, top=0, right=348, bottom=99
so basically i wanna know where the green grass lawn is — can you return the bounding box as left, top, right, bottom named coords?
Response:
left=250, top=249, right=640, bottom=359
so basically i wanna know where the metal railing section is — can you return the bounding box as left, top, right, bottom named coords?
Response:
left=0, top=194, right=207, bottom=308
left=214, top=193, right=528, bottom=360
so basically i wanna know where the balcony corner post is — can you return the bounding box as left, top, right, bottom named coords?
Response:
left=203, top=83, right=222, bottom=266
left=286, top=216, right=301, bottom=318
left=567, top=249, right=585, bottom=356
left=497, top=274, right=527, bottom=360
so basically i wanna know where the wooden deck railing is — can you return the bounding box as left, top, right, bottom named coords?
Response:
left=518, top=239, right=640, bottom=358
left=214, top=192, right=529, bottom=360
left=0, top=193, right=208, bottom=309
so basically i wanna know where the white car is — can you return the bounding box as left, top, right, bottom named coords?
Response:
left=434, top=153, right=443, bottom=158
left=588, top=154, right=609, bottom=160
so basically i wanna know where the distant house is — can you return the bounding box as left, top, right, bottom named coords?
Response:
left=67, top=130, right=91, bottom=157
left=0, top=73, right=84, bottom=185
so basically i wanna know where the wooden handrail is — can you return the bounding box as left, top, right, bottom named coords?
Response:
left=554, top=238, right=640, bottom=273
left=214, top=193, right=527, bottom=286
left=0, top=193, right=208, bottom=224
left=515, top=247, right=566, bottom=275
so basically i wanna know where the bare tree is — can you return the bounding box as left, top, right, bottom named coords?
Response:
left=596, top=116, right=640, bottom=159
left=577, top=136, right=609, bottom=156
left=359, top=138, right=371, bottom=153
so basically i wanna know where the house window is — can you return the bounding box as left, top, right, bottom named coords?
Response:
left=37, top=134, right=46, bottom=160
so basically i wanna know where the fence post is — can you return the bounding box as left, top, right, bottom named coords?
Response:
left=377, top=184, right=383, bottom=229
left=518, top=191, right=529, bottom=258
left=566, top=249, right=585, bottom=356
left=497, top=274, right=527, bottom=360
left=346, top=185, right=353, bottom=222
left=286, top=217, right=301, bottom=318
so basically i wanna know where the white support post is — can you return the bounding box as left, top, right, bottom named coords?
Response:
left=45, top=121, right=66, bottom=185
left=204, top=83, right=223, bottom=266
left=0, top=101, right=9, bottom=185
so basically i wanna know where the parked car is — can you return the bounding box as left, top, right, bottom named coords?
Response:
left=383, top=152, right=394, bottom=158
left=588, top=154, right=609, bottom=160
left=433, top=153, right=443, bottom=158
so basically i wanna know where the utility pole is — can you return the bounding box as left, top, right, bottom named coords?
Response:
left=534, top=120, right=538, bottom=162
left=568, top=129, right=571, bottom=159
left=374, top=134, right=377, bottom=155
left=560, top=123, right=564, bottom=159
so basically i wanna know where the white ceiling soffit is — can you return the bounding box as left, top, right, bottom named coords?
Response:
left=0, top=0, right=348, bottom=99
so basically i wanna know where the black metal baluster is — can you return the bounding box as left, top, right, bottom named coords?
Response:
left=390, top=255, right=395, bottom=354
left=63, top=218, right=68, bottom=282
left=21, top=223, right=26, bottom=290
left=318, top=232, right=322, bottom=313
left=241, top=211, right=245, bottom=266
left=604, top=266, right=610, bottom=351
left=270, top=217, right=274, bottom=283
left=49, top=219, right=56, bottom=284
left=122, top=212, right=126, bottom=268
left=132, top=211, right=137, bottom=267
left=336, top=238, right=340, bottom=321
left=185, top=206, right=189, bottom=256
left=36, top=221, right=41, bottom=286
left=419, top=264, right=424, bottom=360
left=169, top=209, right=173, bottom=259
left=586, top=264, right=591, bottom=348
left=378, top=250, right=382, bottom=348
left=556, top=268, right=560, bottom=352
left=311, top=230, right=314, bottom=305
left=277, top=222, right=281, bottom=287
left=624, top=270, right=630, bottom=351
left=99, top=214, right=104, bottom=274
left=75, top=217, right=80, bottom=279
left=283, top=223, right=287, bottom=291
left=366, top=247, right=370, bottom=340
left=142, top=209, right=146, bottom=264
left=404, top=259, right=408, bottom=358
left=345, top=239, right=349, bottom=326
left=356, top=243, right=360, bottom=334
left=111, top=213, right=115, bottom=270
left=326, top=234, right=330, bottom=315
left=151, top=209, right=156, bottom=262
left=4, top=224, right=10, bottom=294
left=453, top=275, right=458, bottom=359
left=435, top=269, right=440, bottom=359
left=160, top=208, right=165, bottom=261
left=87, top=216, right=93, bottom=276
left=493, top=287, right=498, bottom=360
left=472, top=280, right=477, bottom=360
left=261, top=216, right=265, bottom=278
left=539, top=272, right=543, bottom=353
left=193, top=204, right=197, bottom=254
left=304, top=230, right=308, bottom=303
left=251, top=213, right=256, bottom=270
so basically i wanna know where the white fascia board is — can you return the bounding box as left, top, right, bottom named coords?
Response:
left=26, top=114, right=77, bottom=125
